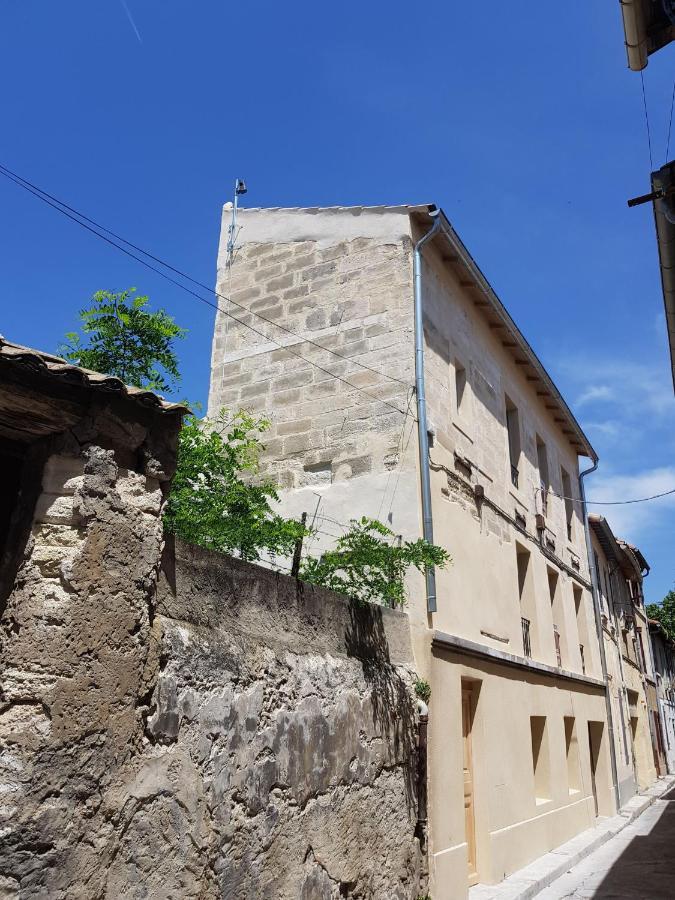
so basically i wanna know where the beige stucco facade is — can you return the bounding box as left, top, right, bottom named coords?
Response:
left=208, top=205, right=616, bottom=897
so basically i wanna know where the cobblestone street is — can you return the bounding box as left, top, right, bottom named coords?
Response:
left=539, top=788, right=675, bottom=899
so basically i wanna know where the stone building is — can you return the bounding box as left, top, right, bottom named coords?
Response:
left=208, top=204, right=616, bottom=898
left=588, top=516, right=663, bottom=802
left=649, top=616, right=675, bottom=775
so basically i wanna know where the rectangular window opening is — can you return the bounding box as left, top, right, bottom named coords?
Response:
left=565, top=716, right=581, bottom=794
left=536, top=435, right=549, bottom=516
left=548, top=568, right=563, bottom=667
left=561, top=467, right=574, bottom=542
left=505, top=395, right=521, bottom=489
left=573, top=585, right=586, bottom=675
left=530, top=715, right=551, bottom=803
left=517, top=545, right=533, bottom=658
left=455, top=362, right=467, bottom=413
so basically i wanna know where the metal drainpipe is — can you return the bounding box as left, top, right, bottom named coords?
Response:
left=414, top=208, right=442, bottom=614
left=580, top=459, right=621, bottom=812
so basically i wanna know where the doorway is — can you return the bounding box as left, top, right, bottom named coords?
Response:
left=462, top=683, right=477, bottom=886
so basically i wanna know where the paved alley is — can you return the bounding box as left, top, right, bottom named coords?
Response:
left=538, top=788, right=675, bottom=899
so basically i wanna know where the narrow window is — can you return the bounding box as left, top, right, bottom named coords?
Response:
left=536, top=436, right=549, bottom=515
left=530, top=716, right=551, bottom=803
left=455, top=362, right=467, bottom=413
left=573, top=585, right=586, bottom=674
left=505, top=395, right=521, bottom=489
left=549, top=568, right=563, bottom=667
left=561, top=467, right=573, bottom=542
left=564, top=717, right=581, bottom=793
left=517, top=545, right=533, bottom=658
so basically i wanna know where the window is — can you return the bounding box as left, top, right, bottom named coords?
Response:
left=573, top=585, right=586, bottom=675
left=455, top=362, right=467, bottom=413
left=536, top=436, right=549, bottom=516
left=564, top=717, right=581, bottom=793
left=505, top=396, right=521, bottom=488
left=517, top=545, right=533, bottom=658
left=548, top=568, right=563, bottom=667
left=530, top=716, right=551, bottom=802
left=561, top=467, right=574, bottom=542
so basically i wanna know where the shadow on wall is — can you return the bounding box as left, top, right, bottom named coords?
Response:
left=345, top=598, right=418, bottom=813
left=589, top=786, right=675, bottom=897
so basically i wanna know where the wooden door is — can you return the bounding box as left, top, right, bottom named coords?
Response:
left=588, top=723, right=599, bottom=817
left=462, top=686, right=478, bottom=885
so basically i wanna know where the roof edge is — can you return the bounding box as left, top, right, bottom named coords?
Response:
left=429, top=208, right=596, bottom=460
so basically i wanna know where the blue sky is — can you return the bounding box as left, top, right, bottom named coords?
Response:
left=1, top=2, right=673, bottom=600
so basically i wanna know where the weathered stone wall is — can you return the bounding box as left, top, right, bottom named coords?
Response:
left=0, top=414, right=177, bottom=898
left=147, top=539, right=422, bottom=899
left=2, top=500, right=422, bottom=900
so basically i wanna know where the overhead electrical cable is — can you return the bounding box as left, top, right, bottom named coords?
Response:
left=0, top=164, right=413, bottom=419
left=640, top=70, right=654, bottom=169
left=0, top=162, right=410, bottom=389
left=666, top=76, right=675, bottom=163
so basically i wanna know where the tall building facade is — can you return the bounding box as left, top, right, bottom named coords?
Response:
left=208, top=204, right=616, bottom=898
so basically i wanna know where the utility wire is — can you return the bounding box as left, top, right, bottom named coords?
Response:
left=0, top=162, right=410, bottom=389
left=640, top=70, right=654, bottom=170
left=3, top=165, right=671, bottom=511
left=0, top=165, right=413, bottom=419
left=539, top=485, right=675, bottom=506
left=377, top=387, right=414, bottom=520
left=666, top=77, right=675, bottom=163
left=386, top=413, right=417, bottom=521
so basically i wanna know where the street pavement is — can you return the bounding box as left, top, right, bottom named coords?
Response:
left=537, top=787, right=675, bottom=899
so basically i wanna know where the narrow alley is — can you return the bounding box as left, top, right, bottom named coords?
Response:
left=539, top=788, right=675, bottom=899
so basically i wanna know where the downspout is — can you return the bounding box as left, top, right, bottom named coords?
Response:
left=580, top=459, right=621, bottom=811
left=414, top=208, right=442, bottom=614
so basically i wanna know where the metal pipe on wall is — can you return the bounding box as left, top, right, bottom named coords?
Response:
left=413, top=208, right=442, bottom=614
left=579, top=459, right=622, bottom=812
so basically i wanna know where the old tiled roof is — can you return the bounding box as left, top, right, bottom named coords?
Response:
left=0, top=335, right=187, bottom=413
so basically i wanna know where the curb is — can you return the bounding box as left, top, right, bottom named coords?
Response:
left=468, top=775, right=675, bottom=900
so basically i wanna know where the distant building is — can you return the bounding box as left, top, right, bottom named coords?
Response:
left=589, top=516, right=664, bottom=801
left=649, top=616, right=675, bottom=774
left=209, top=204, right=617, bottom=898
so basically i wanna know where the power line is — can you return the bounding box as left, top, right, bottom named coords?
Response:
left=540, top=485, right=675, bottom=506
left=386, top=413, right=417, bottom=521
left=640, top=70, right=654, bottom=170
left=377, top=387, right=414, bottom=520
left=0, top=164, right=413, bottom=419
left=586, top=487, right=675, bottom=506
left=666, top=77, right=675, bottom=163
left=0, top=162, right=410, bottom=390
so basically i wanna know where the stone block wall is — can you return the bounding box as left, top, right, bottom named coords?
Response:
left=208, top=207, right=417, bottom=491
